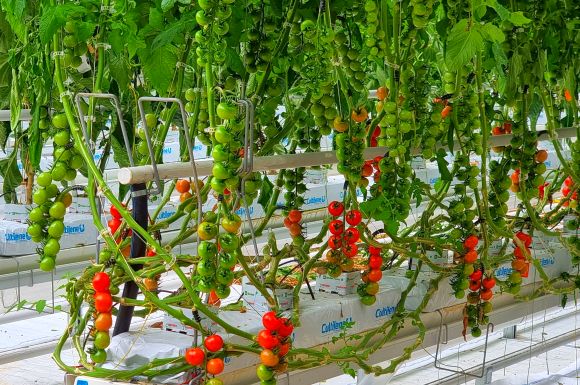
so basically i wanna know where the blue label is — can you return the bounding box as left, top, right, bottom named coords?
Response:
left=157, top=210, right=176, bottom=219
left=375, top=306, right=396, bottom=318
left=5, top=232, right=31, bottom=242
left=163, top=147, right=172, bottom=154
left=305, top=195, right=326, bottom=205
left=321, top=317, right=353, bottom=334
left=540, top=257, right=555, bottom=267
left=65, top=224, right=85, bottom=234
left=76, top=380, right=89, bottom=385
left=235, top=206, right=254, bottom=216
left=495, top=266, right=512, bottom=278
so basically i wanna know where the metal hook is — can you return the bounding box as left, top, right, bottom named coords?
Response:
left=136, top=97, right=203, bottom=232
left=74, top=93, right=135, bottom=167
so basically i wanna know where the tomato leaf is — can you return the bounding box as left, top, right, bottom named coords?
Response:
left=480, top=23, right=505, bottom=43
left=28, top=101, right=42, bottom=169
left=257, top=174, right=273, bottom=211
left=142, top=45, right=178, bottom=94
left=445, top=19, right=484, bottom=71
left=436, top=150, right=452, bottom=182
left=0, top=149, right=22, bottom=203
left=35, top=299, right=46, bottom=313
left=39, top=4, right=85, bottom=44
left=509, top=12, right=531, bottom=26
left=151, top=13, right=194, bottom=51
left=161, top=0, right=177, bottom=12
left=111, top=134, right=131, bottom=168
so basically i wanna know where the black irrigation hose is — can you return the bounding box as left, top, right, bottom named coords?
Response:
left=113, top=183, right=148, bottom=336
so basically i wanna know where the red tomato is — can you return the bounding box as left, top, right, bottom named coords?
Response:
left=564, top=176, right=573, bottom=187
left=328, top=219, right=344, bottom=235
left=368, top=246, right=381, bottom=255
left=464, top=235, right=479, bottom=250
left=513, top=246, right=530, bottom=260
left=480, top=289, right=493, bottom=301
left=288, top=223, right=302, bottom=237
left=469, top=269, right=483, bottom=281
left=515, top=232, right=532, bottom=247
left=277, top=343, right=290, bottom=357
left=283, top=217, right=293, bottom=229
left=185, top=347, right=205, bottom=366
left=511, top=171, right=520, bottom=184
left=345, top=210, right=362, bottom=226
left=94, top=292, right=113, bottom=313
left=367, top=269, right=382, bottom=283
left=344, top=227, right=360, bottom=244
left=368, top=255, right=382, bottom=269
left=464, top=250, right=478, bottom=264
left=109, top=205, right=122, bottom=220
left=469, top=280, right=481, bottom=292
left=206, top=358, right=224, bottom=375
left=361, top=164, right=373, bottom=177
left=204, top=334, right=224, bottom=352
left=108, top=218, right=122, bottom=234
left=342, top=243, right=358, bottom=258
left=564, top=89, right=573, bottom=102
left=372, top=156, right=383, bottom=168
left=287, top=210, right=302, bottom=223
left=491, top=126, right=503, bottom=135
left=503, top=121, right=512, bottom=133
left=146, top=249, right=157, bottom=257
left=257, top=329, right=280, bottom=349
left=562, top=186, right=571, bottom=197
left=482, top=277, right=496, bottom=289
left=92, top=272, right=110, bottom=293
left=441, top=105, right=452, bottom=119
left=328, top=235, right=342, bottom=250
left=277, top=318, right=294, bottom=338
left=262, top=311, right=281, bottom=332
left=328, top=201, right=344, bottom=217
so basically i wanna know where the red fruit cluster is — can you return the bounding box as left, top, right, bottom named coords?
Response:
left=562, top=177, right=578, bottom=206
left=108, top=204, right=123, bottom=234
left=257, top=312, right=293, bottom=369
left=284, top=209, right=303, bottom=238
left=491, top=121, right=512, bottom=136
left=512, top=232, right=532, bottom=277
left=468, top=268, right=495, bottom=302
left=463, top=235, right=479, bottom=264
left=538, top=182, right=550, bottom=200
left=91, top=272, right=113, bottom=363
left=326, top=202, right=363, bottom=273
left=185, top=333, right=225, bottom=377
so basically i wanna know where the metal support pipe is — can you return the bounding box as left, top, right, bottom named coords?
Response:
left=117, top=127, right=577, bottom=185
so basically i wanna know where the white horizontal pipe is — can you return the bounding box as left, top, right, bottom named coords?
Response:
left=118, top=127, right=577, bottom=185
left=0, top=109, right=32, bottom=122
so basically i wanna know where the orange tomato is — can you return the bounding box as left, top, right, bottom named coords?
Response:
left=288, top=223, right=302, bottom=237
left=367, top=269, right=382, bottom=283
left=564, top=89, right=573, bottom=102
left=510, top=183, right=520, bottom=193
left=491, top=126, right=503, bottom=135
left=176, top=179, right=191, bottom=194
left=260, top=349, right=280, bottom=367
left=464, top=250, right=478, bottom=263
left=441, top=105, right=452, bottom=119
left=365, top=282, right=379, bottom=295
left=208, top=290, right=221, bottom=306
left=376, top=86, right=388, bottom=101
left=180, top=191, right=193, bottom=202
left=277, top=343, right=290, bottom=357
left=511, top=259, right=526, bottom=271
left=480, top=288, right=493, bottom=301
left=143, top=277, right=158, bottom=291
left=326, top=250, right=341, bottom=264
left=95, top=312, right=113, bottom=331
left=351, top=107, right=368, bottom=123
left=535, top=149, right=548, bottom=163
left=510, top=172, right=520, bottom=184
left=361, top=163, right=373, bottom=177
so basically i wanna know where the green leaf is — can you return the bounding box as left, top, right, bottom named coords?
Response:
left=225, top=47, right=246, bottom=77
left=436, top=151, right=452, bottom=182
left=480, top=23, right=505, bottom=43
left=0, top=122, right=10, bottom=151
left=257, top=174, right=273, bottom=211
left=35, top=299, right=46, bottom=313
left=109, top=53, right=130, bottom=91
left=111, top=135, right=131, bottom=168
left=445, top=19, right=484, bottom=71
left=509, top=12, right=531, bottom=26
left=151, top=13, right=194, bottom=51
left=142, top=45, right=178, bottom=94
left=39, top=4, right=86, bottom=44
left=0, top=149, right=23, bottom=203
left=161, top=0, right=177, bottom=11
left=9, top=69, right=19, bottom=132
left=409, top=177, right=425, bottom=208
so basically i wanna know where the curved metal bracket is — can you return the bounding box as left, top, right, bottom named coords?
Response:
left=434, top=316, right=495, bottom=378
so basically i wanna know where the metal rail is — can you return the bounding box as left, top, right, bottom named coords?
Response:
left=117, top=127, right=577, bottom=185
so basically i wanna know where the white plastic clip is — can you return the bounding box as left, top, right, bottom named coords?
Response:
left=164, top=254, right=177, bottom=271
left=204, top=126, right=216, bottom=134
left=83, top=115, right=97, bottom=123
left=385, top=60, right=400, bottom=69
left=100, top=4, right=115, bottom=14
left=51, top=51, right=65, bottom=59
left=94, top=42, right=112, bottom=50
left=59, top=91, right=74, bottom=102
left=176, top=61, right=194, bottom=72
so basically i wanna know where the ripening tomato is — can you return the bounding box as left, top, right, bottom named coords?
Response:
left=180, top=191, right=193, bottom=202
left=367, top=269, right=382, bottom=283
left=95, top=312, right=112, bottom=331
left=92, top=272, right=110, bottom=292
left=108, top=218, right=122, bottom=234
left=94, top=292, right=113, bottom=313
left=262, top=311, right=282, bottom=331
left=535, top=150, right=548, bottom=163
left=288, top=223, right=302, bottom=237
left=441, top=105, right=452, bottom=119
left=257, top=329, right=279, bottom=349
left=206, top=358, right=224, bottom=375
left=368, top=255, right=382, bottom=269
left=344, top=227, right=360, bottom=244
left=515, top=232, right=532, bottom=247
left=510, top=171, right=520, bottom=184
left=287, top=209, right=302, bottom=223
left=464, top=235, right=479, bottom=250
left=480, top=288, right=493, bottom=301
left=328, top=219, right=344, bottom=235
left=376, top=86, right=388, bottom=101
left=351, top=107, right=368, bottom=123
left=277, top=318, right=294, bottom=338
left=368, top=246, right=381, bottom=256
left=176, top=179, right=191, bottom=194
left=277, top=343, right=290, bottom=357
left=464, top=250, right=478, bottom=263
left=328, top=201, right=344, bottom=216
left=564, top=89, right=573, bottom=102
left=361, top=163, right=373, bottom=177
left=482, top=277, right=496, bottom=289
left=260, top=349, right=280, bottom=367
left=342, top=243, right=358, bottom=258
left=345, top=210, right=362, bottom=226
left=328, top=235, right=342, bottom=250
left=469, top=269, right=483, bottom=281
left=513, top=246, right=530, bottom=260
left=204, top=334, right=224, bottom=352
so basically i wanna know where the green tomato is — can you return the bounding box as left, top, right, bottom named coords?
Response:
left=29, top=207, right=45, bottom=223
left=44, top=238, right=61, bottom=257
left=219, top=252, right=237, bottom=269
left=203, top=211, right=218, bottom=223
left=211, top=178, right=227, bottom=194
left=52, top=114, right=69, bottom=130
left=218, top=233, right=239, bottom=252
left=39, top=257, right=55, bottom=272
left=212, top=163, right=231, bottom=179
left=70, top=155, right=84, bottom=170
left=49, top=202, right=66, bottom=219
left=33, top=189, right=48, bottom=205
left=27, top=223, right=43, bottom=238
left=198, top=221, right=218, bottom=240
left=216, top=102, right=238, bottom=120
left=215, top=284, right=231, bottom=299
left=216, top=267, right=234, bottom=285
left=51, top=163, right=67, bottom=181
left=53, top=130, right=70, bottom=146
left=45, top=183, right=59, bottom=198
left=244, top=180, right=260, bottom=194
left=196, top=259, right=216, bottom=277
left=48, top=220, right=65, bottom=238
left=37, top=172, right=52, bottom=187
left=94, top=331, right=111, bottom=349
left=198, top=241, right=218, bottom=259
left=211, top=144, right=230, bottom=162
left=256, top=364, right=274, bottom=381
left=215, top=125, right=233, bottom=144
left=360, top=295, right=377, bottom=306
left=91, top=349, right=107, bottom=364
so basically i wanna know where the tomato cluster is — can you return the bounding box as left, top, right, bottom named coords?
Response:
left=28, top=174, right=73, bottom=272
left=357, top=246, right=383, bottom=306
left=562, top=176, right=578, bottom=208
left=185, top=333, right=225, bottom=383
left=506, top=231, right=532, bottom=294
left=335, top=113, right=368, bottom=181
left=283, top=209, right=304, bottom=245
left=90, top=272, right=113, bottom=364
left=324, top=202, right=363, bottom=277
left=256, top=312, right=293, bottom=384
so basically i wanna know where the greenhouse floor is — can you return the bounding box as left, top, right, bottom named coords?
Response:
left=1, top=278, right=580, bottom=385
